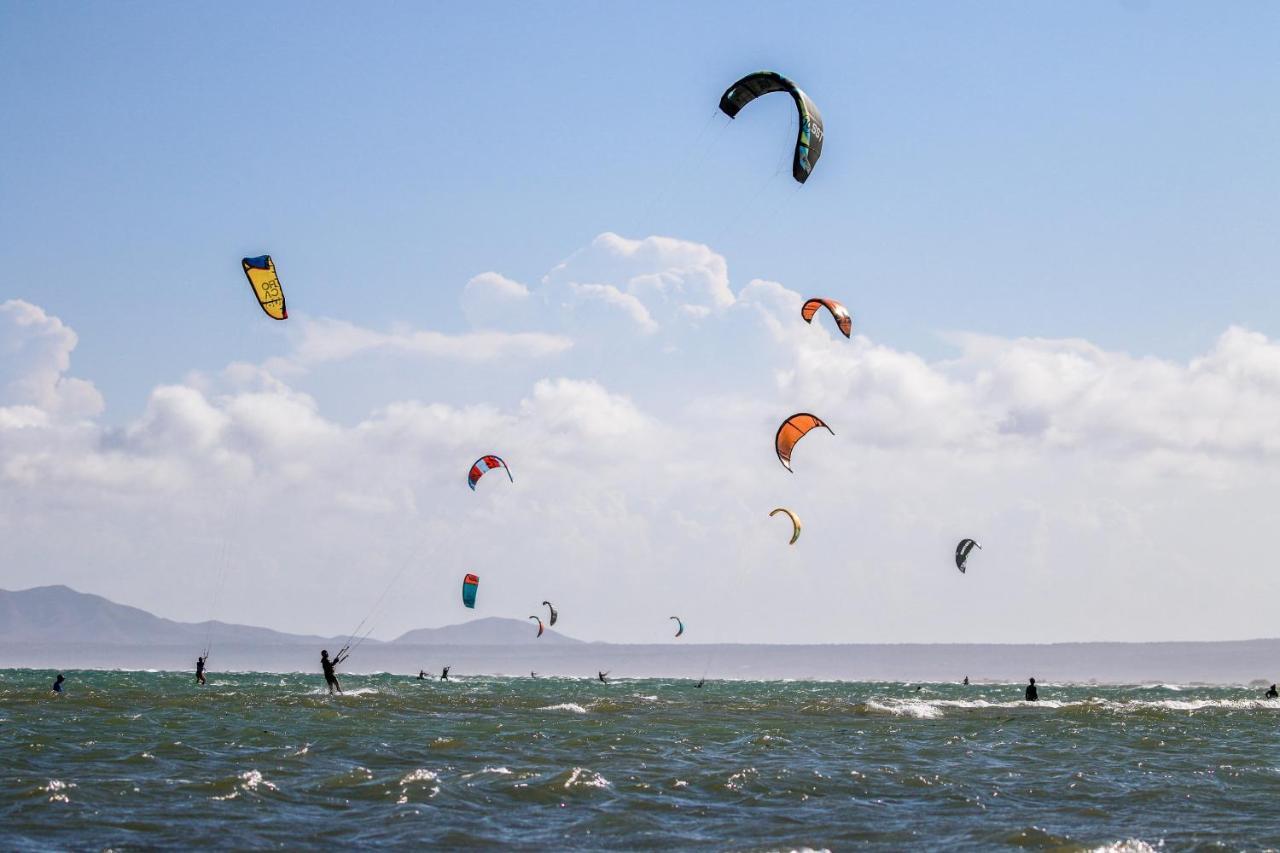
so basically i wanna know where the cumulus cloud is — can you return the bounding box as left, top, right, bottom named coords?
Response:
left=4, top=238, right=1280, bottom=645
left=276, top=315, right=572, bottom=371
left=0, top=299, right=103, bottom=420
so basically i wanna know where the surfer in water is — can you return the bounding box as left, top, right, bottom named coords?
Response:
left=695, top=678, right=705, bottom=689
left=440, top=666, right=450, bottom=681
left=196, top=655, right=207, bottom=686
left=597, top=671, right=609, bottom=684
left=1025, top=677, right=1039, bottom=702
left=51, top=673, right=65, bottom=694
left=320, top=649, right=347, bottom=695
left=417, top=670, right=427, bottom=680
left=530, top=671, right=537, bottom=678
left=1266, top=684, right=1278, bottom=699
left=963, top=676, right=969, bottom=686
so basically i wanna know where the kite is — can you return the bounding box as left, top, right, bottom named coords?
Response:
left=670, top=616, right=684, bottom=638
left=769, top=508, right=802, bottom=545
left=240, top=255, right=287, bottom=320
left=775, top=413, right=834, bottom=472
left=955, top=539, right=982, bottom=574
left=542, top=601, right=558, bottom=627
left=529, top=616, right=544, bottom=638
left=801, top=298, right=851, bottom=338
left=718, top=71, right=825, bottom=184
left=468, top=455, right=513, bottom=491
left=462, top=573, right=479, bottom=608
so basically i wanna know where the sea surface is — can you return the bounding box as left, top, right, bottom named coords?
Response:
left=2, top=670, right=1279, bottom=850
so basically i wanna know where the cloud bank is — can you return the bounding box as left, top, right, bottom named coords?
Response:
left=2, top=237, right=1278, bottom=645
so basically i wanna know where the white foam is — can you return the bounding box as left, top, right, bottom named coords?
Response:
left=540, top=702, right=588, bottom=714
left=1088, top=841, right=1161, bottom=853
left=564, top=768, right=609, bottom=789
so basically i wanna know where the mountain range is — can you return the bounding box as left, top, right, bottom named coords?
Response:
left=0, top=585, right=578, bottom=647
left=2, top=585, right=1278, bottom=685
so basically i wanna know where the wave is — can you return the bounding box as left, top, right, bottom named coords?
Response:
left=855, top=696, right=1280, bottom=718
left=540, top=702, right=588, bottom=714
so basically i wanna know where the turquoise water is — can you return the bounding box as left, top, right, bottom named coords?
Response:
left=3, top=670, right=1279, bottom=850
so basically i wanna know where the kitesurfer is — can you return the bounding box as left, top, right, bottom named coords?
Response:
left=1025, top=677, right=1039, bottom=702
left=530, top=671, right=537, bottom=678
left=417, top=670, right=426, bottom=680
left=440, top=666, right=450, bottom=681
left=321, top=649, right=347, bottom=695
left=51, top=674, right=65, bottom=694
left=196, top=655, right=207, bottom=686
left=695, top=678, right=705, bottom=689
left=963, top=676, right=969, bottom=686
left=598, top=671, right=609, bottom=684
left=1266, top=684, right=1278, bottom=699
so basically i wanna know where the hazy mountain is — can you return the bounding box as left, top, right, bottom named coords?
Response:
left=0, top=585, right=342, bottom=646
left=0, top=585, right=578, bottom=648
left=3, top=586, right=1279, bottom=685
left=395, top=617, right=581, bottom=645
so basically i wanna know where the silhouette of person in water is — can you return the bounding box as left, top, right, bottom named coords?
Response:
left=440, top=666, right=450, bottom=681
left=196, top=655, right=207, bottom=686
left=321, top=649, right=347, bottom=695
left=1266, top=684, right=1278, bottom=699
left=695, top=678, right=705, bottom=689
left=530, top=671, right=537, bottom=678
left=1025, top=677, right=1039, bottom=702
left=963, top=676, right=969, bottom=686
left=51, top=674, right=65, bottom=694
left=417, top=670, right=426, bottom=680
left=598, top=671, right=609, bottom=684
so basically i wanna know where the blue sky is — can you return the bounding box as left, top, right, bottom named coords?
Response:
left=2, top=3, right=1278, bottom=643
left=5, top=2, right=1276, bottom=418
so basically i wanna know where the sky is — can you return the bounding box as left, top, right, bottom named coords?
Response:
left=1, top=2, right=1278, bottom=644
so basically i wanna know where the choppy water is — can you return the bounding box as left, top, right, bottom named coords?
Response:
left=3, top=671, right=1280, bottom=850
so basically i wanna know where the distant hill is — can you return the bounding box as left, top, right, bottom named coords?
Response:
left=395, top=616, right=582, bottom=646
left=0, top=585, right=580, bottom=648
left=0, top=585, right=340, bottom=646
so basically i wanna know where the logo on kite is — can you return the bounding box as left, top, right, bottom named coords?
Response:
left=529, top=616, right=544, bottom=638
left=670, top=616, right=685, bottom=638
left=462, top=573, right=479, bottom=608
left=240, top=255, right=288, bottom=321
left=769, top=508, right=802, bottom=545
left=801, top=298, right=852, bottom=339
left=542, top=600, right=558, bottom=627
left=468, top=455, right=513, bottom=491
left=775, top=413, right=834, bottom=473
left=955, top=539, right=982, bottom=574
left=718, top=70, right=825, bottom=184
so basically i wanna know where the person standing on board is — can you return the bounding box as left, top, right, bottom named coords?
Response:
left=440, top=666, right=450, bottom=681
left=1266, top=684, right=1278, bottom=699
left=321, top=649, right=347, bottom=695
left=1025, top=677, right=1039, bottom=702
left=196, top=655, right=207, bottom=686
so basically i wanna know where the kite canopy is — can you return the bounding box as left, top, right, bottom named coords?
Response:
left=718, top=71, right=825, bottom=184
left=769, top=507, right=802, bottom=545
left=801, top=298, right=852, bottom=338
left=542, top=600, right=558, bottom=627
left=529, top=616, right=544, bottom=638
left=670, top=616, right=685, bottom=638
left=462, top=573, right=479, bottom=608
left=775, top=413, right=834, bottom=472
left=468, top=455, right=513, bottom=491
left=955, top=539, right=982, bottom=573
left=240, top=255, right=287, bottom=320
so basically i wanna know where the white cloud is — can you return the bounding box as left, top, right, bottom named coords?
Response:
left=0, top=299, right=103, bottom=420
left=4, top=238, right=1280, bottom=646
left=276, top=315, right=572, bottom=371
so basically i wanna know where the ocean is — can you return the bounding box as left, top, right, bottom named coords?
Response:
left=2, top=670, right=1278, bottom=850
